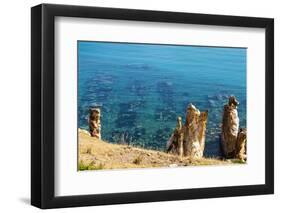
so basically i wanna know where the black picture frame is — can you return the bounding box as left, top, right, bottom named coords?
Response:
left=31, top=3, right=274, bottom=209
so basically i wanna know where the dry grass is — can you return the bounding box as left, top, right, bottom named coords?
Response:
left=78, top=129, right=243, bottom=171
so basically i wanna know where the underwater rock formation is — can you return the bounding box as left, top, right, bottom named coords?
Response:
left=236, top=128, right=247, bottom=161
left=221, top=96, right=240, bottom=158
left=89, top=107, right=101, bottom=139
left=155, top=107, right=177, bottom=122
left=184, top=104, right=208, bottom=159
left=115, top=104, right=137, bottom=128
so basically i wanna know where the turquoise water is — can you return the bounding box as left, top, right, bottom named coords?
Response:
left=78, top=41, right=246, bottom=157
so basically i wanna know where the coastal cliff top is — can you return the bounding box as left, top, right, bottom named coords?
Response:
left=78, top=129, right=241, bottom=170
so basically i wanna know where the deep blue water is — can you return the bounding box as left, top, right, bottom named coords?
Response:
left=78, top=41, right=246, bottom=157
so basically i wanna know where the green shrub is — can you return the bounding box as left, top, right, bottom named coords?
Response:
left=78, top=161, right=105, bottom=170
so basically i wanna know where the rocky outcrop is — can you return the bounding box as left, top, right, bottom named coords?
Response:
left=184, top=104, right=208, bottom=159
left=167, top=104, right=208, bottom=159
left=167, top=117, right=184, bottom=157
left=236, top=128, right=247, bottom=161
left=221, top=96, right=239, bottom=158
left=198, top=111, right=208, bottom=156
left=221, top=96, right=247, bottom=159
left=89, top=107, right=101, bottom=139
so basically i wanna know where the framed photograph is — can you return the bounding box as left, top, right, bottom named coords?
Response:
left=31, top=4, right=274, bottom=209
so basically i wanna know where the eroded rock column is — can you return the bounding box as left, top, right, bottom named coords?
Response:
left=184, top=104, right=208, bottom=159
left=89, top=107, right=101, bottom=139
left=167, top=117, right=184, bottom=157
left=221, top=96, right=240, bottom=158
left=236, top=128, right=247, bottom=161
left=198, top=110, right=208, bottom=156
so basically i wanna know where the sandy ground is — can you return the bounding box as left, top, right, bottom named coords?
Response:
left=78, top=129, right=240, bottom=170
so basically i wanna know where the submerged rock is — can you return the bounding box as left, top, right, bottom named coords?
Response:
left=133, top=127, right=146, bottom=140
left=116, top=112, right=137, bottom=128
left=128, top=80, right=148, bottom=97
left=153, top=127, right=172, bottom=149
left=115, top=102, right=139, bottom=128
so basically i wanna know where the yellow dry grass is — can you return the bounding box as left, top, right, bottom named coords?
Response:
left=78, top=129, right=242, bottom=171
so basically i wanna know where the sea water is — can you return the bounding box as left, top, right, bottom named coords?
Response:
left=78, top=41, right=246, bottom=157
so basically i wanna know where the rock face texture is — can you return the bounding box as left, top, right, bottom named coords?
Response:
left=167, top=104, right=208, bottom=159
left=167, top=117, right=184, bottom=157
left=89, top=108, right=101, bottom=139
left=87, top=96, right=246, bottom=161
left=221, top=96, right=247, bottom=159
left=168, top=97, right=247, bottom=160
left=221, top=96, right=240, bottom=158
left=198, top=111, right=208, bottom=156
left=236, top=128, right=247, bottom=161
left=184, top=104, right=208, bottom=159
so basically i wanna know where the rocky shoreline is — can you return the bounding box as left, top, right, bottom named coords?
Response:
left=166, top=96, right=247, bottom=162
left=80, top=96, right=247, bottom=170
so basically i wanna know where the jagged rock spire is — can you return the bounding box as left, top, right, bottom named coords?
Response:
left=167, top=104, right=208, bottom=159
left=221, top=96, right=246, bottom=160
left=184, top=104, right=208, bottom=159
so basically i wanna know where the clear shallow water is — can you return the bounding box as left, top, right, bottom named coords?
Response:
left=78, top=41, right=246, bottom=157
